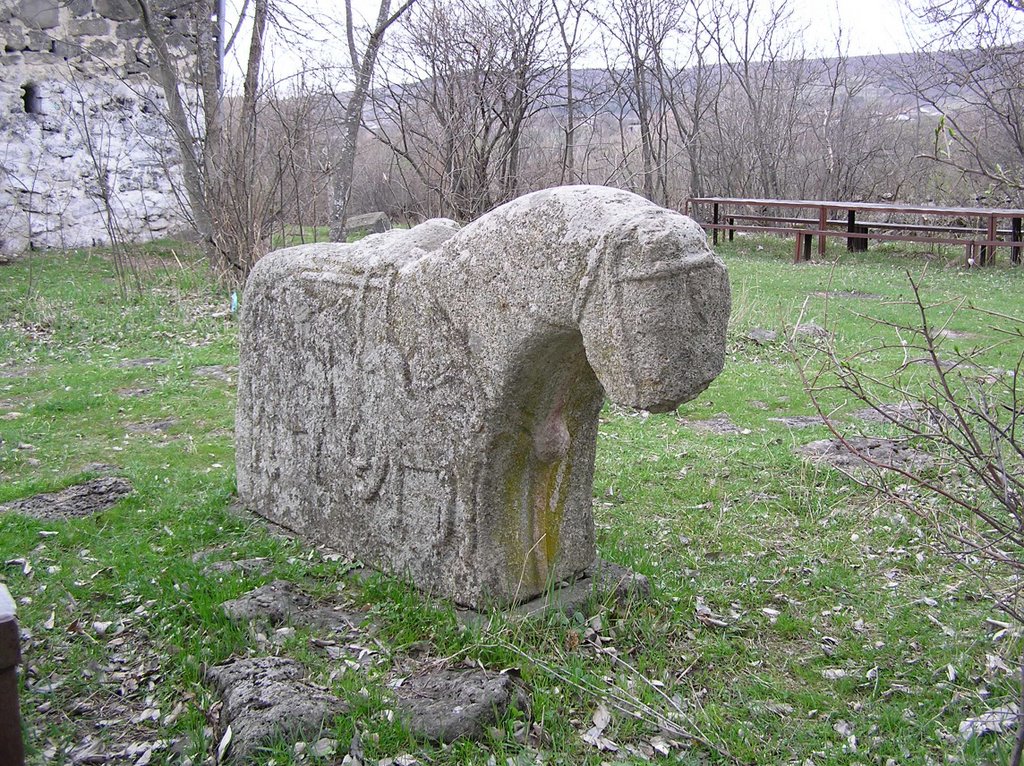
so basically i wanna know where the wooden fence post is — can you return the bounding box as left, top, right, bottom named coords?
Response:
left=0, top=584, right=25, bottom=766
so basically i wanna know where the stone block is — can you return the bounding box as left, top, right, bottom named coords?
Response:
left=237, top=186, right=730, bottom=608
left=16, top=0, right=60, bottom=29
left=115, top=20, right=143, bottom=39
left=3, top=28, right=26, bottom=51
left=70, top=17, right=111, bottom=37
left=24, top=30, right=52, bottom=52
left=69, top=0, right=94, bottom=16
left=345, top=211, right=392, bottom=238
left=95, top=0, right=138, bottom=21
left=50, top=39, right=79, bottom=59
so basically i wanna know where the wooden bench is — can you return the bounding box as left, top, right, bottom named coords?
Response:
left=684, top=197, right=1024, bottom=266
left=0, top=584, right=25, bottom=766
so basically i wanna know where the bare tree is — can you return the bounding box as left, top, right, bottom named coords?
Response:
left=896, top=0, right=1024, bottom=204
left=551, top=0, right=591, bottom=184
left=367, top=0, right=558, bottom=220
left=328, top=0, right=417, bottom=240
left=597, top=0, right=684, bottom=202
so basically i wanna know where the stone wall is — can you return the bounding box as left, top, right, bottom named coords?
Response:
left=0, top=0, right=193, bottom=254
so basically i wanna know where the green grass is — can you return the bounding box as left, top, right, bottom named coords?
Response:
left=1, top=237, right=1022, bottom=764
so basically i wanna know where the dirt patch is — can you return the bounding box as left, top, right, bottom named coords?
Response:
left=909, top=357, right=958, bottom=372
left=0, top=366, right=40, bottom=379
left=206, top=657, right=347, bottom=763
left=32, top=623, right=187, bottom=766
left=768, top=415, right=824, bottom=429
left=204, top=557, right=273, bottom=576
left=126, top=418, right=178, bottom=434
left=116, top=357, right=167, bottom=369
left=797, top=437, right=934, bottom=472
left=0, top=477, right=133, bottom=519
left=79, top=462, right=121, bottom=475
left=682, top=415, right=750, bottom=435
left=937, top=329, right=977, bottom=340
left=394, top=667, right=527, bottom=743
left=193, top=364, right=236, bottom=384
left=116, top=387, right=153, bottom=398
left=794, top=323, right=830, bottom=338
left=851, top=402, right=936, bottom=425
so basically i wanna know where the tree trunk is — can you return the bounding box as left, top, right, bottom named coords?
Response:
left=329, top=0, right=417, bottom=241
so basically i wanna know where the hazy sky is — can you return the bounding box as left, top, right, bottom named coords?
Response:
left=795, top=0, right=918, bottom=56
left=228, top=0, right=920, bottom=86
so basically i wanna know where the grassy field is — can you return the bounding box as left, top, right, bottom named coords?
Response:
left=1, top=235, right=1022, bottom=765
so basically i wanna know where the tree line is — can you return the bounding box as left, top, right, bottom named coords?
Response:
left=126, top=0, right=1023, bottom=279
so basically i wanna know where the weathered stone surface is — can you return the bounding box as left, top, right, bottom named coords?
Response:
left=395, top=668, right=526, bottom=742
left=237, top=186, right=730, bottom=608
left=0, top=477, right=132, bottom=519
left=0, top=9, right=189, bottom=256
left=205, top=657, right=346, bottom=762
left=797, top=437, right=934, bottom=472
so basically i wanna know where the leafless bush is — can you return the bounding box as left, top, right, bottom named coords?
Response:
left=800, top=274, right=1024, bottom=762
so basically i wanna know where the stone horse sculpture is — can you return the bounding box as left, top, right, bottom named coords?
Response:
left=237, top=185, right=730, bottom=608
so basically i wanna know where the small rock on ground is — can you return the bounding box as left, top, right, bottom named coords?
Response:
left=222, top=580, right=311, bottom=624
left=0, top=477, right=133, bottom=519
left=394, top=668, right=527, bottom=742
left=206, top=657, right=346, bottom=762
left=797, top=437, right=934, bottom=472
left=747, top=328, right=778, bottom=345
left=221, top=580, right=360, bottom=632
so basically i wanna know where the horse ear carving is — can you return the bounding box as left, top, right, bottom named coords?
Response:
left=237, top=186, right=730, bottom=608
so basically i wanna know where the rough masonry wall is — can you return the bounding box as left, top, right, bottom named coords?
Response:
left=0, top=0, right=191, bottom=254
